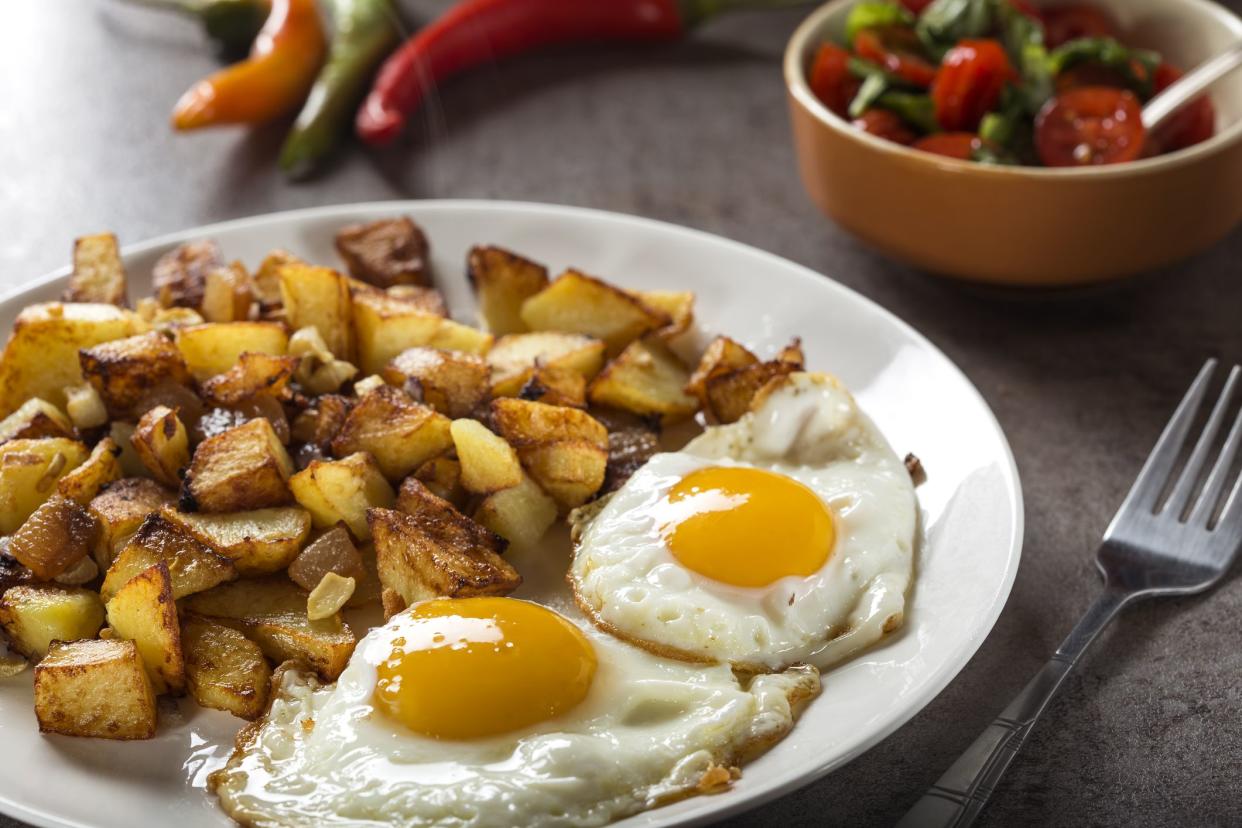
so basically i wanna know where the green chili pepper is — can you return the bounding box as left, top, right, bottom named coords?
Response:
left=121, top=0, right=270, bottom=58
left=279, top=0, right=404, bottom=179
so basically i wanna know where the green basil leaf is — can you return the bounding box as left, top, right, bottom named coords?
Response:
left=844, top=2, right=915, bottom=47
left=915, top=0, right=993, bottom=58
left=876, top=91, right=939, bottom=133
left=849, top=73, right=891, bottom=119
left=1048, top=37, right=1161, bottom=98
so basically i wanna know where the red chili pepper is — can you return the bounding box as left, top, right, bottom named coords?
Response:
left=357, top=0, right=806, bottom=146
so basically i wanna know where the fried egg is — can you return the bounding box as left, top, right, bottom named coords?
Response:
left=570, top=372, right=917, bottom=672
left=211, top=597, right=819, bottom=827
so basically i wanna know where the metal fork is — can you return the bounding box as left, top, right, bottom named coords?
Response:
left=898, top=359, right=1242, bottom=828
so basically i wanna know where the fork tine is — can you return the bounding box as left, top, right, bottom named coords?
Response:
left=1167, top=364, right=1240, bottom=519
left=1188, top=367, right=1242, bottom=525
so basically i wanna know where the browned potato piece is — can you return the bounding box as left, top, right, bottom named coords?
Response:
left=685, top=336, right=759, bottom=402
left=588, top=337, right=699, bottom=424
left=385, top=285, right=447, bottom=317
left=65, top=233, right=128, bottom=306
left=131, top=406, right=190, bottom=488
left=517, top=363, right=587, bottom=408
left=704, top=357, right=802, bottom=425
left=487, top=332, right=607, bottom=397
left=102, top=513, right=236, bottom=602
left=289, top=394, right=352, bottom=450
left=335, top=217, right=431, bottom=288
left=201, top=352, right=299, bottom=406
left=183, top=418, right=294, bottom=513
left=176, top=322, right=289, bottom=381
left=154, top=240, right=223, bottom=310
left=0, top=399, right=75, bottom=444
left=0, top=585, right=105, bottom=660
left=383, top=347, right=490, bottom=419
left=181, top=616, right=271, bottom=720
left=490, top=398, right=608, bottom=510
left=57, top=438, right=123, bottom=504
left=183, top=577, right=355, bottom=681
left=34, top=639, right=157, bottom=740
left=201, top=262, right=254, bottom=323
left=413, top=455, right=465, bottom=507
left=8, top=495, right=101, bottom=580
left=330, top=386, right=452, bottom=482
left=106, top=561, right=184, bottom=694
left=449, top=419, right=522, bottom=495
left=519, top=270, right=670, bottom=355
left=369, top=503, right=519, bottom=606
left=88, top=478, right=177, bottom=569
left=635, top=290, right=694, bottom=338
left=352, top=291, right=492, bottom=375
left=159, top=505, right=310, bottom=576
left=381, top=587, right=406, bottom=619
left=289, top=452, right=395, bottom=541
left=78, top=332, right=191, bottom=418
left=279, top=264, right=354, bottom=361
left=467, top=246, right=549, bottom=335
left=0, top=438, right=90, bottom=533
left=252, top=249, right=304, bottom=311
left=473, top=473, right=558, bottom=549
left=287, top=526, right=365, bottom=592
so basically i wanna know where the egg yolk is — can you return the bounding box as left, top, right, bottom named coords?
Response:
left=374, top=597, right=597, bottom=740
left=662, top=466, right=834, bottom=588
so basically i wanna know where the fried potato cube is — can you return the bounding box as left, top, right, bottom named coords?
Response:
left=252, top=249, right=304, bottom=310
left=65, top=233, right=128, bottom=306
left=279, top=264, right=354, bottom=361
left=450, top=419, right=522, bottom=495
left=0, top=399, right=75, bottom=444
left=685, top=336, right=759, bottom=402
left=201, top=262, right=254, bottom=323
left=64, top=384, right=109, bottom=430
left=519, top=270, right=670, bottom=355
left=352, top=291, right=492, bottom=376
left=289, top=452, right=395, bottom=541
left=288, top=327, right=359, bottom=395
left=635, top=290, right=694, bottom=338
left=0, top=438, right=90, bottom=534
left=175, top=322, right=289, bottom=381
left=382, top=347, right=490, bottom=419
left=34, top=639, right=156, bottom=739
left=8, top=494, right=101, bottom=580
left=413, top=455, right=465, bottom=507
left=472, top=473, right=558, bottom=549
left=57, top=438, right=123, bottom=505
left=181, top=617, right=270, bottom=720
left=490, top=398, right=608, bottom=510
left=154, top=239, right=223, bottom=310
left=88, top=478, right=177, bottom=569
left=517, top=362, right=587, bottom=408
left=78, top=332, right=192, bottom=418
left=369, top=501, right=519, bottom=606
left=588, top=337, right=698, bottom=423
left=467, top=245, right=549, bottom=335
left=330, top=386, right=452, bottom=482
left=131, top=406, right=190, bottom=488
left=106, top=562, right=184, bottom=693
left=136, top=301, right=206, bottom=332
left=183, top=577, right=356, bottom=681
left=381, top=587, right=406, bottom=619
left=487, top=332, right=606, bottom=397
left=335, top=217, right=431, bottom=288
left=287, top=526, right=365, bottom=592
left=0, top=585, right=105, bottom=660
left=102, top=513, right=236, bottom=601
left=704, top=359, right=801, bottom=425
left=0, top=302, right=149, bottom=415
left=183, top=418, right=294, bottom=513
left=289, top=394, right=352, bottom=450
left=201, top=352, right=299, bottom=406
left=384, top=285, right=447, bottom=317
left=159, top=505, right=310, bottom=576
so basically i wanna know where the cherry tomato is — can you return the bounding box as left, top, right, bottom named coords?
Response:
left=912, top=132, right=981, bottom=159
left=1009, top=0, right=1042, bottom=20
left=1035, top=87, right=1145, bottom=166
left=852, top=109, right=917, bottom=145
left=898, top=0, right=935, bottom=13
left=932, top=40, right=1014, bottom=131
left=1041, top=5, right=1121, bottom=49
left=809, top=44, right=860, bottom=117
left=1150, top=62, right=1216, bottom=152
left=854, top=26, right=938, bottom=88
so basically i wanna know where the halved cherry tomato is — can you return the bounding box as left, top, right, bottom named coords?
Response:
left=898, top=0, right=934, bottom=13
left=932, top=40, right=1014, bottom=131
left=852, top=109, right=917, bottom=145
left=809, top=44, right=860, bottom=117
left=1150, top=62, right=1216, bottom=152
left=1035, top=86, right=1145, bottom=166
left=912, top=132, right=981, bottom=159
left=1041, top=5, right=1121, bottom=49
left=854, top=26, right=938, bottom=88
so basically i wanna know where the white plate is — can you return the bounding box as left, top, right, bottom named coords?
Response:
left=0, top=201, right=1022, bottom=828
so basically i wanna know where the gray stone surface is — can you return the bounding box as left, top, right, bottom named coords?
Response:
left=2, top=2, right=1240, bottom=826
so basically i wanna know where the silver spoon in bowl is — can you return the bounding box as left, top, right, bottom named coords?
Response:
left=1143, top=41, right=1242, bottom=132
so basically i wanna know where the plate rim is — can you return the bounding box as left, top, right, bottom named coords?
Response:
left=0, top=199, right=1024, bottom=828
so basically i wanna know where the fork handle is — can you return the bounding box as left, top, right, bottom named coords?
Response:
left=896, top=585, right=1134, bottom=828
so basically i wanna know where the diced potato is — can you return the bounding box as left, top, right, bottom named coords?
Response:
left=175, top=322, right=289, bottom=381
left=490, top=398, right=608, bottom=510
left=487, top=332, right=607, bottom=397
left=65, top=233, right=128, bottom=306
left=34, top=639, right=157, bottom=740
left=685, top=335, right=759, bottom=402
left=154, top=240, right=223, bottom=310
left=289, top=452, right=395, bottom=541
left=136, top=300, right=206, bottom=332
left=704, top=360, right=801, bottom=424
left=335, top=217, right=431, bottom=288
left=0, top=585, right=105, bottom=660
left=79, top=332, right=192, bottom=417
left=200, top=262, right=254, bottom=323
left=253, top=250, right=303, bottom=311
left=159, top=505, right=310, bottom=576
left=473, top=473, right=558, bottom=549
left=352, top=291, right=492, bottom=376
left=0, top=438, right=90, bottom=533
left=330, top=386, right=452, bottom=482
left=0, top=302, right=149, bottom=414
left=102, top=512, right=236, bottom=601
left=588, top=337, right=699, bottom=423
left=413, top=455, right=465, bottom=507
left=8, top=494, right=101, bottom=580
left=106, top=561, right=184, bottom=694
left=181, top=617, right=270, bottom=720
left=201, top=352, right=299, bottom=406
left=382, top=347, right=490, bottom=418
left=384, top=285, right=447, bottom=317
left=516, top=362, right=587, bottom=408
left=519, top=270, right=670, bottom=355
left=381, top=587, right=406, bottom=619
left=287, top=327, right=359, bottom=396
left=466, top=245, right=549, bottom=334
left=183, top=577, right=356, bottom=681
left=183, top=418, right=294, bottom=513
left=426, top=318, right=493, bottom=356
left=287, top=526, right=365, bottom=592
left=307, top=572, right=355, bottom=621
left=289, top=394, right=351, bottom=450
left=88, top=478, right=177, bottom=568
left=635, top=290, right=694, bottom=338
left=131, top=406, right=190, bottom=488
left=0, top=399, right=74, bottom=443
left=57, top=438, right=123, bottom=504
left=64, top=384, right=109, bottom=430
left=279, top=264, right=354, bottom=361
left=450, top=419, right=522, bottom=495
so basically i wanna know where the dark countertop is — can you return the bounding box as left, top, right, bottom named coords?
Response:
left=2, top=2, right=1240, bottom=826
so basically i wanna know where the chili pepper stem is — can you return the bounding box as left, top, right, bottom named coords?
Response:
left=677, top=0, right=816, bottom=27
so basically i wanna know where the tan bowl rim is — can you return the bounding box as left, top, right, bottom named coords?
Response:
left=784, top=0, right=1242, bottom=179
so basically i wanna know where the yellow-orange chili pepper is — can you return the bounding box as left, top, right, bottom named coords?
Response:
left=172, top=0, right=327, bottom=130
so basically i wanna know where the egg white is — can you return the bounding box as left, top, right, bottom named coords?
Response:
left=570, top=372, right=917, bottom=672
